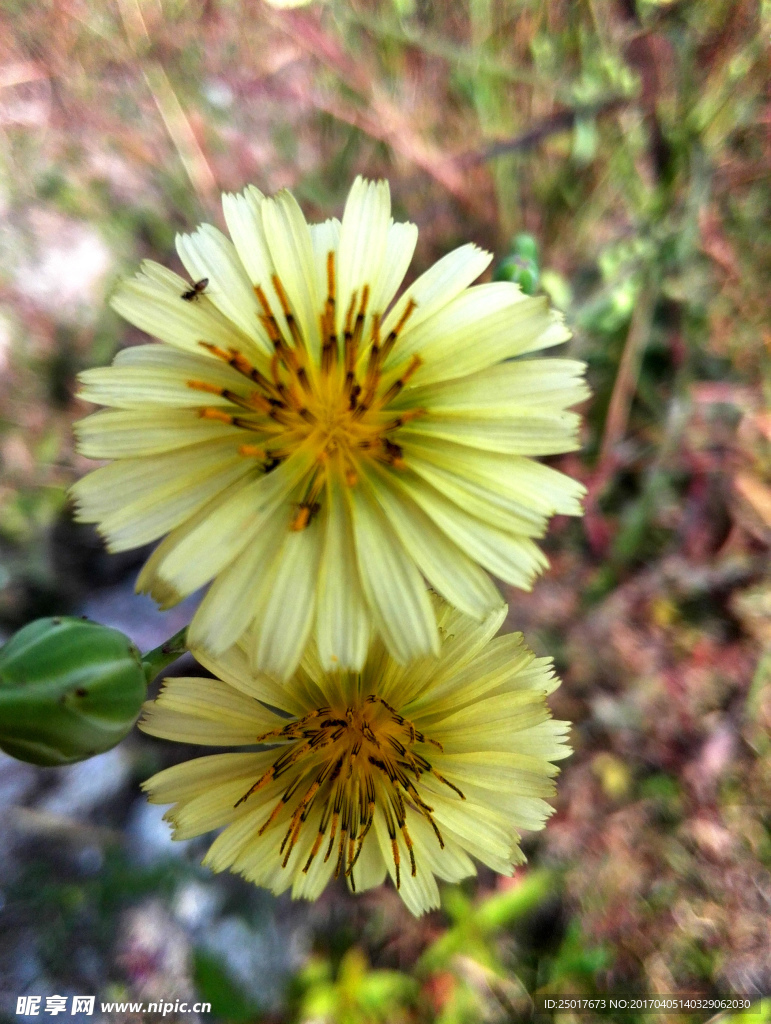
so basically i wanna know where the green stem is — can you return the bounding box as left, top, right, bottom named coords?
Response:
left=141, top=627, right=188, bottom=684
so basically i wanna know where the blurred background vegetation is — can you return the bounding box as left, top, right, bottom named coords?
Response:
left=0, top=0, right=770, bottom=1021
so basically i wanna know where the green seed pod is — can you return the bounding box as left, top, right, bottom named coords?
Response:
left=0, top=617, right=147, bottom=766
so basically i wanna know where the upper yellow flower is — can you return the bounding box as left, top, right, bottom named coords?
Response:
left=140, top=601, right=570, bottom=917
left=72, top=177, right=587, bottom=680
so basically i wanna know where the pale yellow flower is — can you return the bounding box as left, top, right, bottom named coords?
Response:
left=141, top=602, right=570, bottom=916
left=72, top=177, right=586, bottom=679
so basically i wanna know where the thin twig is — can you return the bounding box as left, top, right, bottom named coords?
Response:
left=599, top=283, right=655, bottom=466
left=457, top=96, right=631, bottom=166
left=338, top=7, right=540, bottom=87
left=116, top=0, right=217, bottom=209
left=266, top=8, right=489, bottom=215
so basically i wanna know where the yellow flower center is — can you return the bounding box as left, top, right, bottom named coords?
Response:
left=235, top=693, right=464, bottom=889
left=187, top=253, right=425, bottom=530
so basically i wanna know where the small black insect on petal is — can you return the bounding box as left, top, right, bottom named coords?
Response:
left=181, top=278, right=209, bottom=301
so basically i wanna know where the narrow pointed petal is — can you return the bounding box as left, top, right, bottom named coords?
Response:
left=315, top=474, right=371, bottom=671
left=176, top=224, right=270, bottom=351
left=154, top=451, right=309, bottom=595
left=261, top=189, right=321, bottom=356
left=348, top=483, right=439, bottom=664
left=397, top=475, right=548, bottom=589
left=381, top=243, right=492, bottom=349
left=187, top=510, right=291, bottom=656
left=368, top=220, right=419, bottom=316
left=110, top=261, right=262, bottom=361
left=365, top=466, right=503, bottom=620
left=336, top=176, right=391, bottom=332
left=78, top=345, right=255, bottom=409
left=250, top=516, right=323, bottom=680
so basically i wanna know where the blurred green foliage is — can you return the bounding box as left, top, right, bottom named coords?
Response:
left=193, top=951, right=264, bottom=1024
left=295, top=948, right=419, bottom=1024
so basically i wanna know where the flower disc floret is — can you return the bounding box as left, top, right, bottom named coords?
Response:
left=140, top=601, right=571, bottom=916
left=72, top=177, right=587, bottom=680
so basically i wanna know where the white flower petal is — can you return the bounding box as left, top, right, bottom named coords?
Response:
left=403, top=411, right=582, bottom=455
left=348, top=831, right=388, bottom=893
left=396, top=474, right=548, bottom=589
left=204, top=801, right=283, bottom=874
left=373, top=809, right=440, bottom=914
left=222, top=185, right=306, bottom=353
left=433, top=688, right=548, bottom=733
left=176, top=224, right=270, bottom=351
left=250, top=516, right=323, bottom=680
left=410, top=633, right=535, bottom=720
left=291, top=809, right=337, bottom=899
left=143, top=752, right=272, bottom=805
left=506, top=718, right=572, bottom=761
left=425, top=792, right=514, bottom=870
left=91, top=465, right=253, bottom=552
left=138, top=706, right=255, bottom=747
left=192, top=642, right=306, bottom=717
left=399, top=358, right=589, bottom=417
left=74, top=408, right=239, bottom=458
left=348, top=482, right=439, bottom=664
left=368, top=220, right=419, bottom=316
left=315, top=474, right=371, bottom=671
left=381, top=243, right=492, bottom=351
left=309, top=217, right=341, bottom=312
left=110, top=261, right=262, bottom=360
left=390, top=283, right=568, bottom=384
left=79, top=345, right=253, bottom=408
left=71, top=438, right=255, bottom=551
left=430, top=699, right=552, bottom=753
left=71, top=437, right=241, bottom=516
left=406, top=812, right=475, bottom=883
left=154, top=450, right=310, bottom=595
left=402, top=604, right=507, bottom=710
left=403, top=450, right=546, bottom=534
left=146, top=675, right=277, bottom=736
left=170, top=775, right=267, bottom=840
left=365, top=466, right=503, bottom=620
left=402, top=434, right=586, bottom=518
left=135, top=490, right=235, bottom=610
left=433, top=751, right=561, bottom=795
left=336, top=176, right=391, bottom=331
left=221, top=185, right=271, bottom=284
left=261, top=190, right=321, bottom=358
left=187, top=509, right=291, bottom=656
left=446, top=776, right=555, bottom=831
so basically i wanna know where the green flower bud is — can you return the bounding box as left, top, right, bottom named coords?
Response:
left=0, top=617, right=147, bottom=766
left=511, top=232, right=539, bottom=264
left=493, top=254, right=540, bottom=295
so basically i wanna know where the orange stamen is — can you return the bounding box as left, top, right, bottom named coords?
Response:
left=199, top=408, right=234, bottom=424
left=238, top=444, right=267, bottom=458
left=380, top=298, right=417, bottom=363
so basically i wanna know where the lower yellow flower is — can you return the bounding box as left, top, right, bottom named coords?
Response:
left=140, top=602, right=570, bottom=916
